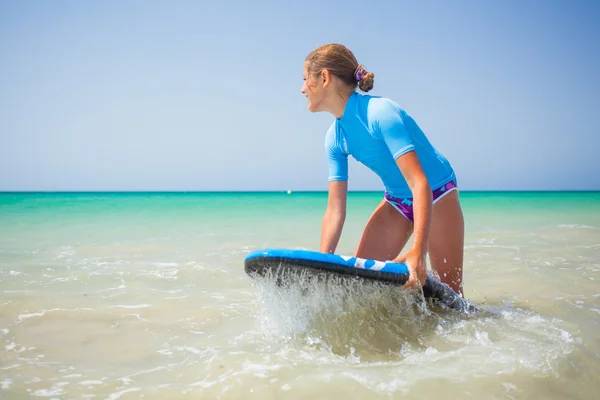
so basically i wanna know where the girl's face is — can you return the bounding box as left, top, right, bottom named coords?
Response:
left=301, top=63, right=328, bottom=113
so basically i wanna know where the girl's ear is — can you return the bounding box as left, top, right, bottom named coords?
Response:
left=321, top=69, right=331, bottom=87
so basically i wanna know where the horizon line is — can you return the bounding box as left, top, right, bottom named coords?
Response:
left=1, top=189, right=599, bottom=194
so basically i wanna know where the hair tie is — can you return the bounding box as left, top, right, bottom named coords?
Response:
left=355, top=64, right=367, bottom=81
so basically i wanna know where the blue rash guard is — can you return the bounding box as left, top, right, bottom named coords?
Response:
left=325, top=91, right=456, bottom=198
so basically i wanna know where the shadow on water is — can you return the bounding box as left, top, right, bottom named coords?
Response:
left=249, top=268, right=497, bottom=361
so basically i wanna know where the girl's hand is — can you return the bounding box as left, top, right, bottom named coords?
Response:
left=393, top=249, right=427, bottom=289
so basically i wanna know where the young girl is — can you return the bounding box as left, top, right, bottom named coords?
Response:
left=301, top=43, right=465, bottom=295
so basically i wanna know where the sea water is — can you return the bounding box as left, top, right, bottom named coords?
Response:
left=1, top=191, right=599, bottom=399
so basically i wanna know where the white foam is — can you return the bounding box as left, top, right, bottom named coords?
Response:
left=17, top=308, right=95, bottom=322
left=18, top=311, right=48, bottom=320
left=52, top=277, right=79, bottom=283
left=80, top=380, right=103, bottom=386
left=557, top=224, right=596, bottom=229
left=3, top=290, right=34, bottom=293
left=148, top=288, right=183, bottom=294
left=117, top=366, right=166, bottom=384
left=106, top=388, right=141, bottom=400
left=33, top=385, right=66, bottom=397
left=153, top=262, right=178, bottom=267
left=98, top=285, right=127, bottom=292
left=109, top=304, right=151, bottom=309
left=173, top=346, right=205, bottom=355
left=62, top=374, right=83, bottom=378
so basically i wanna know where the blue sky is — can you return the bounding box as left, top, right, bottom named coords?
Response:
left=1, top=0, right=599, bottom=191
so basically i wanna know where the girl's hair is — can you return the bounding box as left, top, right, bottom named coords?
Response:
left=305, top=43, right=374, bottom=92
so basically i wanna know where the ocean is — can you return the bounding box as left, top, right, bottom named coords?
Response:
left=1, top=191, right=599, bottom=399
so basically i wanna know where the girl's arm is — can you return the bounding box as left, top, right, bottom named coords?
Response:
left=393, top=150, right=431, bottom=287
left=320, top=180, right=348, bottom=254
left=397, top=151, right=431, bottom=259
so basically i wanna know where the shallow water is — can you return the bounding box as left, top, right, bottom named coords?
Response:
left=1, top=192, right=599, bottom=399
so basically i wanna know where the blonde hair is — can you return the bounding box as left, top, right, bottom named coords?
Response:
left=305, top=43, right=374, bottom=92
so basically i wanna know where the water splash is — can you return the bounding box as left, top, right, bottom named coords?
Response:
left=250, top=268, right=485, bottom=360
left=248, top=268, right=575, bottom=377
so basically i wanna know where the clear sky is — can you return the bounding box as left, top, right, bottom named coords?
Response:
left=1, top=0, right=599, bottom=192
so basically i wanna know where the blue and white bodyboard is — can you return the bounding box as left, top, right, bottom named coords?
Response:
left=244, top=248, right=474, bottom=312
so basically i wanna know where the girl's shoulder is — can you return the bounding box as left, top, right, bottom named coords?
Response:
left=362, top=94, right=403, bottom=117
left=356, top=93, right=405, bottom=127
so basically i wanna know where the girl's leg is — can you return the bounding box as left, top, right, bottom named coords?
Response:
left=354, top=199, right=413, bottom=261
left=428, top=190, right=465, bottom=295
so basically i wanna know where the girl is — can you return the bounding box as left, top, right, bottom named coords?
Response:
left=300, top=43, right=465, bottom=295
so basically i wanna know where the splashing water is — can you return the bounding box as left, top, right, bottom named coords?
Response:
left=247, top=267, right=572, bottom=378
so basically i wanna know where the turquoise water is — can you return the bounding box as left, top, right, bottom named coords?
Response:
left=1, top=191, right=599, bottom=399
